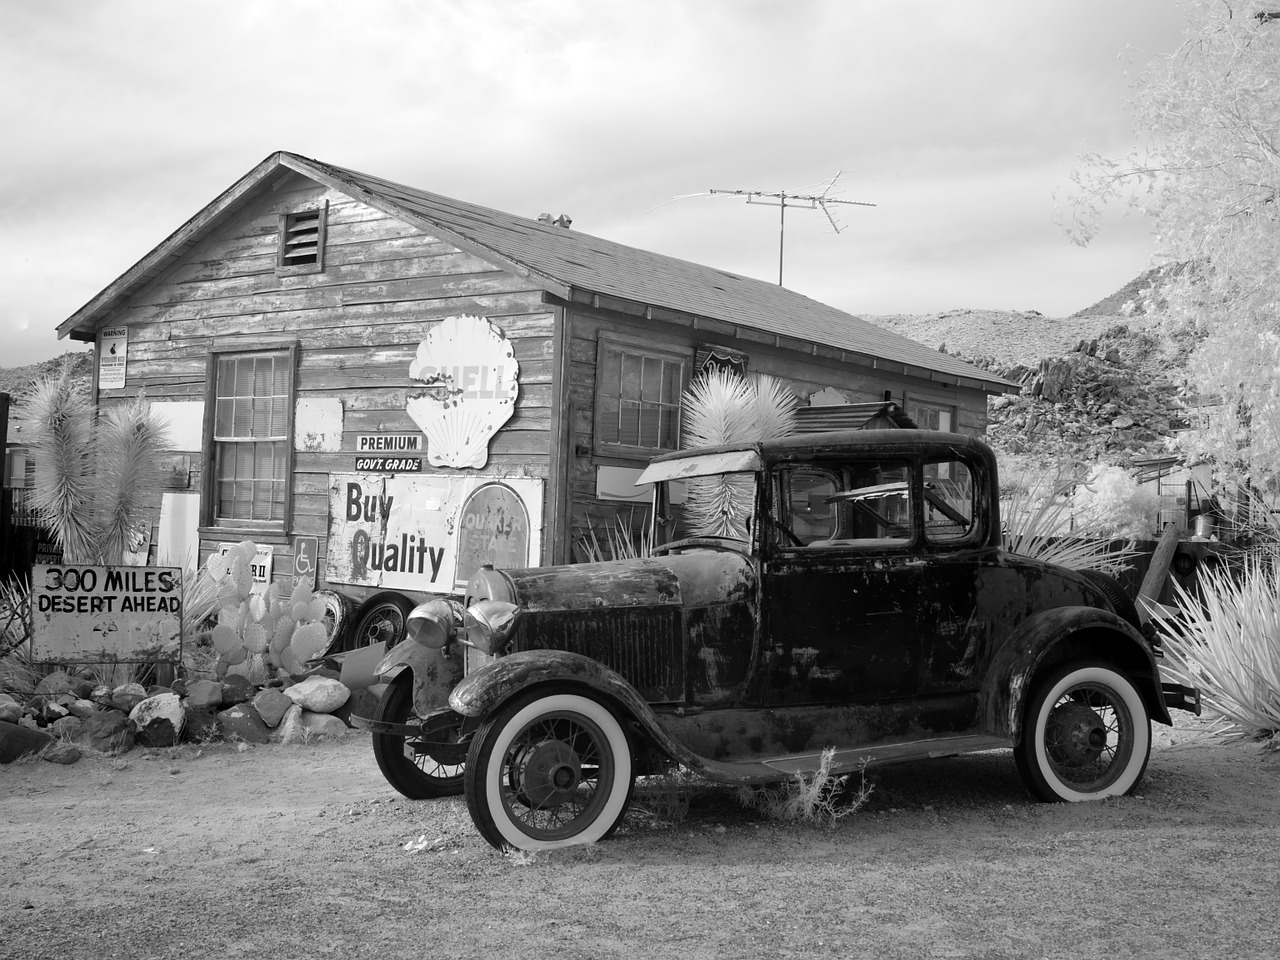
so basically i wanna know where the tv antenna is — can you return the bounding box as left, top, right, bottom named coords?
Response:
left=665, top=171, right=875, bottom=286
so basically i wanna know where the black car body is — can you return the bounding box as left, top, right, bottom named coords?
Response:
left=359, top=430, right=1200, bottom=849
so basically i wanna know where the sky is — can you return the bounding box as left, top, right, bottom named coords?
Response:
left=0, top=0, right=1190, bottom=369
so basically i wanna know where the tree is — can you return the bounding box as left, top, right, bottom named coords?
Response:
left=1062, top=1, right=1280, bottom=496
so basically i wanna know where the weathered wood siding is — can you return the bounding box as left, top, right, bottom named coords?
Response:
left=563, top=303, right=990, bottom=555
left=95, top=173, right=558, bottom=599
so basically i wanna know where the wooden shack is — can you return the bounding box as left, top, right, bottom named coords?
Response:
left=55, top=151, right=1015, bottom=635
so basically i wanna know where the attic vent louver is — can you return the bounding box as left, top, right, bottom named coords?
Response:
left=277, top=202, right=328, bottom=275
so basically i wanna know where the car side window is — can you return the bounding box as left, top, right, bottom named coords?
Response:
left=779, top=460, right=912, bottom=549
left=923, top=458, right=976, bottom=543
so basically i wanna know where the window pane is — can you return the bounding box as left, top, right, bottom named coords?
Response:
left=213, top=351, right=291, bottom=523
left=618, top=400, right=641, bottom=447
left=596, top=343, right=686, bottom=453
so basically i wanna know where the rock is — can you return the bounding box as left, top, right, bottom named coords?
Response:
left=50, top=716, right=83, bottom=741
left=182, top=705, right=220, bottom=743
left=220, top=674, right=255, bottom=706
left=90, top=684, right=114, bottom=706
left=1112, top=416, right=1137, bottom=430
left=275, top=703, right=304, bottom=743
left=34, top=670, right=76, bottom=697
left=42, top=741, right=81, bottom=765
left=185, top=679, right=223, bottom=711
left=85, top=711, right=135, bottom=754
left=283, top=676, right=349, bottom=714
left=111, top=683, right=148, bottom=713
left=302, top=713, right=349, bottom=740
left=332, top=687, right=378, bottom=727
left=130, top=693, right=184, bottom=747
left=66, top=698, right=98, bottom=719
left=216, top=703, right=270, bottom=744
left=0, top=720, right=53, bottom=763
left=251, top=687, right=293, bottom=728
left=0, top=700, right=21, bottom=724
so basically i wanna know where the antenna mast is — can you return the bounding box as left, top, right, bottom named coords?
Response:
left=706, top=172, right=875, bottom=285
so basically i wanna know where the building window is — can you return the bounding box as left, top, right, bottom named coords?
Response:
left=908, top=400, right=954, bottom=433
left=209, top=348, right=295, bottom=527
left=277, top=203, right=327, bottom=275
left=595, top=338, right=687, bottom=458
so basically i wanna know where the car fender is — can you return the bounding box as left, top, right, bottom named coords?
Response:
left=979, top=605, right=1171, bottom=743
left=449, top=650, right=701, bottom=766
left=372, top=640, right=465, bottom=719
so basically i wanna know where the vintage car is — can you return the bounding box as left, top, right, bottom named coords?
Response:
left=357, top=429, right=1200, bottom=850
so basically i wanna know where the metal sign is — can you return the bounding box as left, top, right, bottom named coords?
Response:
left=325, top=473, right=543, bottom=593
left=31, top=564, right=183, bottom=662
left=356, top=435, right=422, bottom=452
left=293, top=536, right=318, bottom=588
left=98, top=326, right=129, bottom=389
left=354, top=456, right=422, bottom=473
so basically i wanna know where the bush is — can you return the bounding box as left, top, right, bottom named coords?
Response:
left=1159, top=557, right=1280, bottom=744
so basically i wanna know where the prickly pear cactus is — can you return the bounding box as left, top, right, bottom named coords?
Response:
left=200, top=540, right=332, bottom=681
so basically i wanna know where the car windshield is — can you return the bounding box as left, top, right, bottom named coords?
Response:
left=651, top=471, right=759, bottom=546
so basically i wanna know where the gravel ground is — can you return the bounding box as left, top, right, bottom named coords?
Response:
left=2, top=712, right=1277, bottom=960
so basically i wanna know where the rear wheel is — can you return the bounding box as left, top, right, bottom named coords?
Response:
left=371, top=672, right=465, bottom=799
left=464, top=690, right=635, bottom=850
left=1015, top=661, right=1151, bottom=802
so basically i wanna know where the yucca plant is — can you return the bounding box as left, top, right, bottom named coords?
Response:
left=1159, top=557, right=1280, bottom=745
left=574, top=509, right=653, bottom=563
left=1000, top=471, right=1138, bottom=576
left=681, top=368, right=797, bottom=538
left=18, top=365, right=170, bottom=564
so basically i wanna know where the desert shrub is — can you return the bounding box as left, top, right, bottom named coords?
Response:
left=736, top=749, right=873, bottom=825
left=0, top=576, right=31, bottom=660
left=1072, top=464, right=1161, bottom=539
left=1159, top=557, right=1280, bottom=745
left=573, top=508, right=653, bottom=563
left=1000, top=469, right=1139, bottom=576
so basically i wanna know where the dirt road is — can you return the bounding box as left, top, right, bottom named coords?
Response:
left=2, top=714, right=1276, bottom=960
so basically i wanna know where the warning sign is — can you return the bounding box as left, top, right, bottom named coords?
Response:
left=31, top=565, right=183, bottom=662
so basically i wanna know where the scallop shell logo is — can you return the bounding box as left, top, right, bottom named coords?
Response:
left=405, top=315, right=520, bottom=469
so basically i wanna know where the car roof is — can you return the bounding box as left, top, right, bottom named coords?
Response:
left=645, top=429, right=995, bottom=466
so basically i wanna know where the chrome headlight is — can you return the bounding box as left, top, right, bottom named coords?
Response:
left=405, top=598, right=465, bottom=649
left=460, top=600, right=522, bottom=656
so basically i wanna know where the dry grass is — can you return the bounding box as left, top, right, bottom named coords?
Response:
left=737, top=749, right=874, bottom=825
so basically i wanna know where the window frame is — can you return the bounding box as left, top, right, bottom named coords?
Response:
left=906, top=398, right=956, bottom=433
left=276, top=202, right=328, bottom=276
left=592, top=334, right=690, bottom=461
left=201, top=342, right=299, bottom=539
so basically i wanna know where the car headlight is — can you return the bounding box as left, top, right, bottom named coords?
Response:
left=461, top=600, right=522, bottom=656
left=405, top=597, right=521, bottom=655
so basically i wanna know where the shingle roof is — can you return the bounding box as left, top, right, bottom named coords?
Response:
left=59, top=151, right=1015, bottom=393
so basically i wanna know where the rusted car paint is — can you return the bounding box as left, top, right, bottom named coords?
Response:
left=372, top=639, right=465, bottom=719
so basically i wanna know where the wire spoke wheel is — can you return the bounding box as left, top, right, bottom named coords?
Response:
left=466, top=691, right=634, bottom=850
left=371, top=672, right=466, bottom=799
left=1016, top=661, right=1151, bottom=802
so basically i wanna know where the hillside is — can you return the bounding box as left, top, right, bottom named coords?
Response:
left=0, top=350, right=93, bottom=400
left=866, top=307, right=1192, bottom=470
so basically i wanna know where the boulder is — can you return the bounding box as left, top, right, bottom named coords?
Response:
left=185, top=679, right=223, bottom=711
left=277, top=706, right=348, bottom=744
left=251, top=687, right=293, bottom=728
left=332, top=687, right=378, bottom=727
left=182, top=705, right=220, bottom=743
left=66, top=699, right=98, bottom=720
left=216, top=703, right=270, bottom=744
left=42, top=741, right=81, bottom=765
left=34, top=670, right=76, bottom=697
left=283, top=676, right=349, bottom=714
left=130, top=693, right=185, bottom=747
left=0, top=696, right=23, bottom=724
left=111, top=683, right=148, bottom=713
left=0, top=720, right=53, bottom=763
left=220, top=674, right=255, bottom=706
left=50, top=716, right=83, bottom=741
left=275, top=703, right=304, bottom=744
left=85, top=710, right=135, bottom=754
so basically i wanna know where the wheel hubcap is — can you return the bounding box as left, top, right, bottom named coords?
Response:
left=517, top=739, right=581, bottom=807
left=1046, top=702, right=1107, bottom=766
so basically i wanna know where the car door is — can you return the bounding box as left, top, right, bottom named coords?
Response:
left=760, top=458, right=922, bottom=705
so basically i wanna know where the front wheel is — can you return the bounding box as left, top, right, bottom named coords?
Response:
left=371, top=672, right=466, bottom=799
left=464, top=690, right=635, bottom=850
left=1015, top=661, right=1151, bottom=802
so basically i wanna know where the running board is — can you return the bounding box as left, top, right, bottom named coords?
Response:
left=758, top=735, right=1012, bottom=778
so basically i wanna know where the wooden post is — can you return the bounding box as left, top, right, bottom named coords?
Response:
left=1137, top=521, right=1181, bottom=624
